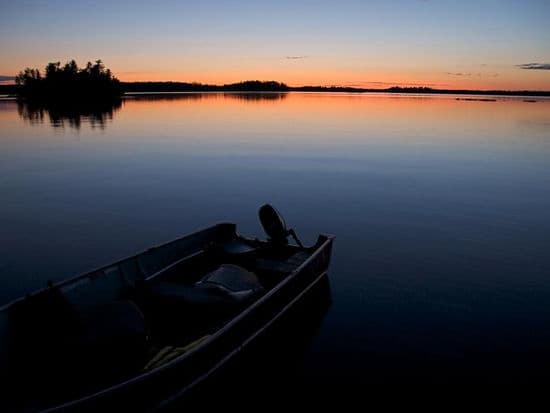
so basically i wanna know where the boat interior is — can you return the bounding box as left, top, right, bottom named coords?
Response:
left=0, top=206, right=317, bottom=410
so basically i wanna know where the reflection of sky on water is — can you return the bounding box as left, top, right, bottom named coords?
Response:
left=1, top=92, right=550, bottom=387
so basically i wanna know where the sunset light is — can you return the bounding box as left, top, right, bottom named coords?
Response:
left=1, top=1, right=549, bottom=90
left=2, top=1, right=550, bottom=410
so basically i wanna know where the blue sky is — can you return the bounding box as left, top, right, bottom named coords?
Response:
left=1, top=0, right=549, bottom=88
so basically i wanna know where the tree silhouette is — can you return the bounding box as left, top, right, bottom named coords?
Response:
left=15, top=59, right=122, bottom=100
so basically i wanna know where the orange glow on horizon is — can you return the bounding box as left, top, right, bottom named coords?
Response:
left=2, top=61, right=548, bottom=91
left=116, top=69, right=550, bottom=91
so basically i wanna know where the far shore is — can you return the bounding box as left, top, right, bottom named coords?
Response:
left=1, top=81, right=550, bottom=98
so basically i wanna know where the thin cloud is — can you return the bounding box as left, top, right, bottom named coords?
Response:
left=323, top=81, right=445, bottom=88
left=446, top=72, right=472, bottom=77
left=362, top=81, right=443, bottom=87
left=446, top=71, right=499, bottom=78
left=517, top=63, right=550, bottom=70
left=285, top=56, right=307, bottom=60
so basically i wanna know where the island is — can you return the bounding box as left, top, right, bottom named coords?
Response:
left=13, top=60, right=122, bottom=100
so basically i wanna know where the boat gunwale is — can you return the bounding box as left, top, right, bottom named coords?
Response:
left=43, top=232, right=334, bottom=412
left=0, top=222, right=236, bottom=313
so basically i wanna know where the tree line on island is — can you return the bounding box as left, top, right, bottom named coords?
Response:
left=15, top=60, right=122, bottom=100
left=4, top=59, right=549, bottom=98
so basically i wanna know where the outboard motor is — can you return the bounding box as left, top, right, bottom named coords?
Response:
left=259, top=204, right=304, bottom=248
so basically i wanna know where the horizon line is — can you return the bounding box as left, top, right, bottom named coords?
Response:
left=2, top=79, right=550, bottom=95
left=116, top=80, right=550, bottom=94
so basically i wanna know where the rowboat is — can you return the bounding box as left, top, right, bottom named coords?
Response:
left=0, top=205, right=334, bottom=412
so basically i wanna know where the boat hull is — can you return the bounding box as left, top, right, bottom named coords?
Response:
left=26, top=229, right=335, bottom=412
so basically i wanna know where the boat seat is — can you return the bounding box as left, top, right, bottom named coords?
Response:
left=147, top=264, right=264, bottom=339
left=221, top=240, right=257, bottom=256
left=150, top=264, right=264, bottom=307
left=255, top=251, right=311, bottom=274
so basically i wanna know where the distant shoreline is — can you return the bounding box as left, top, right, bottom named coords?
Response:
left=123, top=82, right=550, bottom=97
left=1, top=81, right=549, bottom=97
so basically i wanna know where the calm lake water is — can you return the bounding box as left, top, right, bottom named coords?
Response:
left=1, top=92, right=550, bottom=394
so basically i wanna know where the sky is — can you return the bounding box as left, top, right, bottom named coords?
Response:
left=1, top=0, right=549, bottom=90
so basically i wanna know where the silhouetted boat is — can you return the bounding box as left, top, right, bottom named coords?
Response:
left=0, top=205, right=334, bottom=412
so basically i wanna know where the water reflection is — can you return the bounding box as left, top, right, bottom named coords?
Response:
left=2, top=92, right=550, bottom=393
left=126, top=92, right=288, bottom=102
left=17, top=98, right=122, bottom=130
left=15, top=93, right=288, bottom=130
left=225, top=92, right=288, bottom=102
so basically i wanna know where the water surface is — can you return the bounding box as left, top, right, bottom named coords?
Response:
left=1, top=92, right=550, bottom=393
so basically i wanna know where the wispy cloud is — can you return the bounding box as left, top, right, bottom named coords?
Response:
left=347, top=81, right=445, bottom=88
left=367, top=81, right=442, bottom=87
left=446, top=71, right=498, bottom=78
left=446, top=72, right=472, bottom=77
left=517, top=63, right=550, bottom=70
left=285, top=56, right=307, bottom=60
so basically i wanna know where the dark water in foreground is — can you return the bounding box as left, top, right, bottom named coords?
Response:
left=1, top=93, right=550, bottom=397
